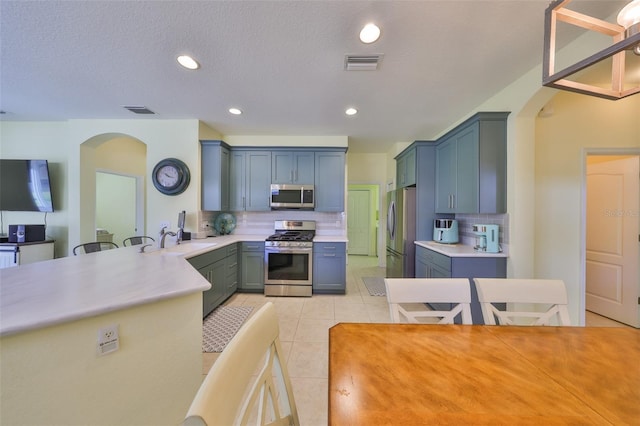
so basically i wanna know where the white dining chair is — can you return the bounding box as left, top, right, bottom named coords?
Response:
left=473, top=278, right=571, bottom=326
left=183, top=302, right=299, bottom=426
left=384, top=278, right=473, bottom=324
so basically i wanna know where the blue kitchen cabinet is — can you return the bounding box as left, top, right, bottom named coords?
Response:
left=396, top=146, right=417, bottom=188
left=314, top=150, right=346, bottom=212
left=225, top=243, right=239, bottom=296
left=271, top=151, right=315, bottom=184
left=313, top=242, right=346, bottom=294
left=435, top=124, right=479, bottom=213
left=188, top=244, right=239, bottom=317
left=239, top=242, right=265, bottom=292
left=201, top=140, right=230, bottom=212
left=188, top=247, right=229, bottom=317
left=415, top=245, right=506, bottom=324
left=435, top=112, right=509, bottom=214
left=230, top=150, right=271, bottom=211
left=395, top=141, right=437, bottom=242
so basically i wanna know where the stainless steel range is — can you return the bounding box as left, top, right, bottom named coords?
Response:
left=264, top=220, right=315, bottom=297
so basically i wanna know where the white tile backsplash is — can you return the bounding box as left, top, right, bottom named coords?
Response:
left=199, top=210, right=346, bottom=236
left=454, top=213, right=509, bottom=245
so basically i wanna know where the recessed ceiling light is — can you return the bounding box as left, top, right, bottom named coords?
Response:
left=359, top=23, right=380, bottom=43
left=177, top=55, right=200, bottom=70
left=229, top=108, right=242, bottom=115
left=345, top=108, right=358, bottom=116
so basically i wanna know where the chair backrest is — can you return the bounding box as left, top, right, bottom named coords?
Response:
left=122, top=236, right=155, bottom=247
left=184, top=302, right=299, bottom=426
left=72, top=241, right=119, bottom=255
left=473, top=278, right=571, bottom=326
left=384, top=278, right=473, bottom=325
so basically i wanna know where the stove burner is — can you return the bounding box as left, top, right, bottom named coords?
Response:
left=266, top=230, right=315, bottom=242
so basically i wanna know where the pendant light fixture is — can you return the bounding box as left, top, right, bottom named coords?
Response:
left=542, top=0, right=640, bottom=100
left=618, top=0, right=640, bottom=55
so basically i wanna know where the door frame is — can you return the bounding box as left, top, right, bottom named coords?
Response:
left=580, top=148, right=640, bottom=326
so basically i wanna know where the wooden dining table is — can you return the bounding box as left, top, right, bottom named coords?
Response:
left=329, top=323, right=639, bottom=425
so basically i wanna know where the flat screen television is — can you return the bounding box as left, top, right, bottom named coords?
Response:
left=0, top=159, right=54, bottom=212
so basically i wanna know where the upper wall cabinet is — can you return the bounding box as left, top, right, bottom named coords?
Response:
left=230, top=150, right=272, bottom=211
left=435, top=112, right=509, bottom=214
left=396, top=147, right=417, bottom=188
left=271, top=151, right=315, bottom=184
left=314, top=150, right=346, bottom=212
left=201, top=140, right=230, bottom=211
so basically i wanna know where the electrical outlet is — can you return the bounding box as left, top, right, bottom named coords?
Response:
left=160, top=221, right=170, bottom=231
left=201, top=220, right=210, bottom=229
left=97, top=324, right=120, bottom=356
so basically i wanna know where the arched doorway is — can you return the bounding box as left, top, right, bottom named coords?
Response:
left=78, top=134, right=147, bottom=251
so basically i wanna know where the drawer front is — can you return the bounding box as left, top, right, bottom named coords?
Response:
left=188, top=247, right=226, bottom=269
left=242, top=242, right=265, bottom=252
left=314, top=242, right=345, bottom=254
left=226, top=243, right=238, bottom=257
left=425, top=248, right=451, bottom=272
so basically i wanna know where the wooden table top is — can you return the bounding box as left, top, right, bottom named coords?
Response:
left=328, top=323, right=640, bottom=425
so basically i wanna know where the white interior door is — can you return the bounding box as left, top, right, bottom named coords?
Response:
left=347, top=189, right=371, bottom=255
left=586, top=156, right=639, bottom=327
left=96, top=172, right=138, bottom=246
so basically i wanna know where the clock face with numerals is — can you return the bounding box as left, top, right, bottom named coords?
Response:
left=152, top=158, right=190, bottom=195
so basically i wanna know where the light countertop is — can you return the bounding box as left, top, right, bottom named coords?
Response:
left=415, top=240, right=508, bottom=258
left=0, top=234, right=348, bottom=336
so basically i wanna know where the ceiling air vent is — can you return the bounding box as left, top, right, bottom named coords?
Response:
left=123, top=106, right=155, bottom=114
left=344, top=54, right=383, bottom=71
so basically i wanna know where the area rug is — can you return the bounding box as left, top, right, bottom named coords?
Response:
left=362, top=277, right=387, bottom=296
left=202, top=306, right=254, bottom=353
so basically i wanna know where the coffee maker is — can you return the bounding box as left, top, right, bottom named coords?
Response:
left=433, top=219, right=459, bottom=244
left=472, top=224, right=500, bottom=253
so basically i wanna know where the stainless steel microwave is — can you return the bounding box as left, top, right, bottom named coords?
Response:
left=270, top=184, right=314, bottom=209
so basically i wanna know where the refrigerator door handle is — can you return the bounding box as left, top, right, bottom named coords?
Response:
left=387, top=200, right=396, bottom=241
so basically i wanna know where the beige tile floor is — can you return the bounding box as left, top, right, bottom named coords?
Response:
left=201, top=255, right=634, bottom=426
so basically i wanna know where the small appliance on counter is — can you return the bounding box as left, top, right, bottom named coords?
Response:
left=472, top=224, right=500, bottom=253
left=177, top=210, right=191, bottom=240
left=8, top=224, right=46, bottom=243
left=433, top=219, right=459, bottom=244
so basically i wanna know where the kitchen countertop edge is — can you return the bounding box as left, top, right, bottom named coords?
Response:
left=415, top=240, right=508, bottom=258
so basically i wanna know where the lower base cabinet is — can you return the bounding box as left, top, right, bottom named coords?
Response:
left=313, top=242, right=346, bottom=294
left=415, top=245, right=506, bottom=324
left=188, top=243, right=238, bottom=318
left=239, top=242, right=265, bottom=293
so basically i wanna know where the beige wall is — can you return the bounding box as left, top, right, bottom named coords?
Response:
left=0, top=122, right=70, bottom=257
left=535, top=91, right=640, bottom=324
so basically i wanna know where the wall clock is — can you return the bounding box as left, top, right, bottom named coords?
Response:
left=152, top=158, right=191, bottom=195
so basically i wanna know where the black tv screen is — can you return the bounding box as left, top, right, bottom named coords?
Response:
left=0, top=159, right=54, bottom=212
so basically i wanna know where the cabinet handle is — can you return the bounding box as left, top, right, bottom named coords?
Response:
left=290, top=170, right=294, bottom=182
left=324, top=246, right=336, bottom=249
left=451, top=194, right=455, bottom=209
left=324, top=254, right=336, bottom=257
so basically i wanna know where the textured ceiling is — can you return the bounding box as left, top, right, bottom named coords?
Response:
left=0, top=0, right=628, bottom=153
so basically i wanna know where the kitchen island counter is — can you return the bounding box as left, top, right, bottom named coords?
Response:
left=0, top=234, right=263, bottom=426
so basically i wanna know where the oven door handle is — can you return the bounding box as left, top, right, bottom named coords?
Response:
left=265, top=247, right=313, bottom=254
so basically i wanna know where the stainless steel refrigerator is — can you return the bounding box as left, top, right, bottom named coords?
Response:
left=386, top=187, right=416, bottom=278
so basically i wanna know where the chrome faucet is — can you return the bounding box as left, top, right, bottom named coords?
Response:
left=159, top=226, right=178, bottom=249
